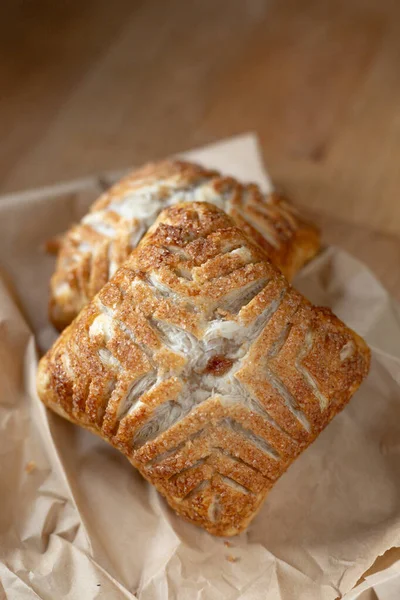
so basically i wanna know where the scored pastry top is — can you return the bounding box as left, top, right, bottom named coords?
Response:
left=49, top=160, right=320, bottom=330
left=38, top=202, right=369, bottom=536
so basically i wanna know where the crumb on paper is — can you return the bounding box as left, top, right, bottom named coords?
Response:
left=43, top=234, right=64, bottom=255
left=224, top=540, right=233, bottom=548
left=226, top=555, right=239, bottom=563
left=25, top=461, right=36, bottom=473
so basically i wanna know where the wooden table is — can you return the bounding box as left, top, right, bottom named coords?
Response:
left=1, top=0, right=400, bottom=298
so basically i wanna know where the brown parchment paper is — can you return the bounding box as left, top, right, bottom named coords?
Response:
left=0, top=134, right=400, bottom=600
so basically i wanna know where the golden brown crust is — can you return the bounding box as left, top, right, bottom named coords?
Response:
left=49, top=160, right=320, bottom=330
left=38, top=202, right=369, bottom=536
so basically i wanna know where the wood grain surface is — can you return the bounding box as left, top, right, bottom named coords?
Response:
left=1, top=0, right=400, bottom=297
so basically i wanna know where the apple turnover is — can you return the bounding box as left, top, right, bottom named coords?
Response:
left=49, top=160, right=320, bottom=329
left=38, top=202, right=369, bottom=536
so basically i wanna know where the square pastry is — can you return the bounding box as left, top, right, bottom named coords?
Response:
left=49, top=160, right=320, bottom=329
left=38, top=202, right=369, bottom=536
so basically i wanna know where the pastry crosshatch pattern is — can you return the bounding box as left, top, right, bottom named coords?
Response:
left=38, top=202, right=370, bottom=536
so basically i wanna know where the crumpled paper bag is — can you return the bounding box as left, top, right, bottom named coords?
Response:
left=0, top=134, right=399, bottom=600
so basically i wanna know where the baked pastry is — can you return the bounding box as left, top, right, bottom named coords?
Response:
left=49, top=160, right=320, bottom=330
left=37, top=203, right=369, bottom=535
left=38, top=202, right=369, bottom=536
